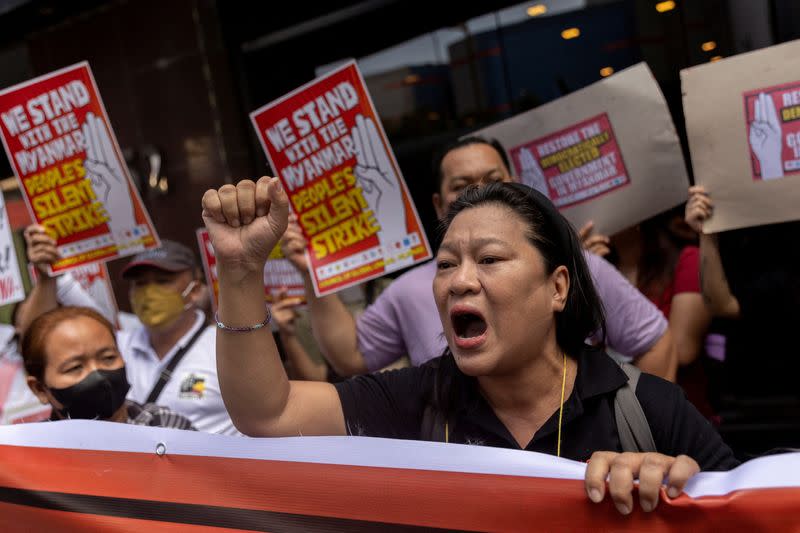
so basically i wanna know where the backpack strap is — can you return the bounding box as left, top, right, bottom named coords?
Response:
left=614, top=363, right=657, bottom=453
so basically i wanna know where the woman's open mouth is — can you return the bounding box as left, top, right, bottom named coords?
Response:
left=450, top=306, right=488, bottom=349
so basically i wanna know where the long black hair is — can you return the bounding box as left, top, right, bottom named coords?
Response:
left=432, top=182, right=606, bottom=416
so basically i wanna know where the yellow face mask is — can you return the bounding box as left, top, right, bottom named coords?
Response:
left=130, top=281, right=196, bottom=329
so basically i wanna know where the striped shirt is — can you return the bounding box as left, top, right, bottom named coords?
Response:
left=126, top=400, right=195, bottom=430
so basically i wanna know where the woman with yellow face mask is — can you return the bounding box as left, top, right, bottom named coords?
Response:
left=130, top=277, right=199, bottom=330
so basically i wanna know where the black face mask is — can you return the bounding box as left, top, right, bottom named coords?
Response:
left=49, top=367, right=131, bottom=420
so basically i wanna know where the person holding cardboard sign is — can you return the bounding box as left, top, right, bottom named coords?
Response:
left=685, top=187, right=740, bottom=319
left=579, top=208, right=716, bottom=417
left=587, top=210, right=713, bottom=371
left=686, top=186, right=800, bottom=460
left=205, top=177, right=737, bottom=516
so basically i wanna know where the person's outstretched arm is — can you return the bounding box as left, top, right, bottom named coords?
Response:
left=698, top=233, right=740, bottom=319
left=633, top=328, right=677, bottom=382
left=281, top=217, right=368, bottom=376
left=15, top=225, right=61, bottom=334
left=668, top=248, right=713, bottom=366
left=685, top=186, right=740, bottom=319
left=15, top=225, right=116, bottom=333
left=202, top=177, right=346, bottom=437
left=585, top=252, right=677, bottom=381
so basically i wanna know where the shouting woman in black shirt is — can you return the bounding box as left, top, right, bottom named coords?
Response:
left=203, top=178, right=737, bottom=517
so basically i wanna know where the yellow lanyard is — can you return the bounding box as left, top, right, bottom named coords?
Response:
left=556, top=352, right=567, bottom=457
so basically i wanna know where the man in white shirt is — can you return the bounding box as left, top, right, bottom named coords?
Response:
left=117, top=241, right=238, bottom=435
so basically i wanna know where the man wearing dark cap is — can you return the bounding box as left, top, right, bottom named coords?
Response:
left=117, top=240, right=238, bottom=435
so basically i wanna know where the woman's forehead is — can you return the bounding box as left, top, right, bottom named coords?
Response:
left=47, top=317, right=114, bottom=350
left=443, top=204, right=531, bottom=245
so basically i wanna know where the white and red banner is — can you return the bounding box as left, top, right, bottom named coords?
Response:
left=196, top=228, right=304, bottom=310
left=250, top=61, right=431, bottom=297
left=0, top=421, right=798, bottom=531
left=0, top=192, right=25, bottom=307
left=0, top=62, right=159, bottom=273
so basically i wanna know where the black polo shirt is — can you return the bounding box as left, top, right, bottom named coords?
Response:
left=335, top=346, right=739, bottom=471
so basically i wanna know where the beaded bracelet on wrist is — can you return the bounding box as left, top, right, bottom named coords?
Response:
left=214, top=309, right=272, bottom=332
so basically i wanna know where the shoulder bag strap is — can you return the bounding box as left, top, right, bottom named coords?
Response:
left=145, top=324, right=206, bottom=405
left=613, top=362, right=657, bottom=453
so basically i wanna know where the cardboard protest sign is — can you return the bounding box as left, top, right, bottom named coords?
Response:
left=473, top=62, right=689, bottom=236
left=682, top=40, right=800, bottom=233
left=196, top=228, right=304, bottom=311
left=0, top=62, right=159, bottom=273
left=250, top=61, right=431, bottom=297
left=0, top=193, right=25, bottom=307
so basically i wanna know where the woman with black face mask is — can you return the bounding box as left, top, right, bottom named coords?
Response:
left=22, top=306, right=194, bottom=429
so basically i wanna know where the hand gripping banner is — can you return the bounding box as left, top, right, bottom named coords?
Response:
left=0, top=421, right=798, bottom=531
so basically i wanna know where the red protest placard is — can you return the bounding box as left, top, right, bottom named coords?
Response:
left=263, top=245, right=305, bottom=303
left=744, top=82, right=800, bottom=181
left=70, top=262, right=119, bottom=325
left=509, top=113, right=630, bottom=208
left=196, top=228, right=304, bottom=311
left=0, top=62, right=159, bottom=273
left=250, top=61, right=431, bottom=297
left=0, top=192, right=25, bottom=307
left=196, top=228, right=218, bottom=309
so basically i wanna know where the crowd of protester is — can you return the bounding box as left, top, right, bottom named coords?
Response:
left=0, top=130, right=798, bottom=515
